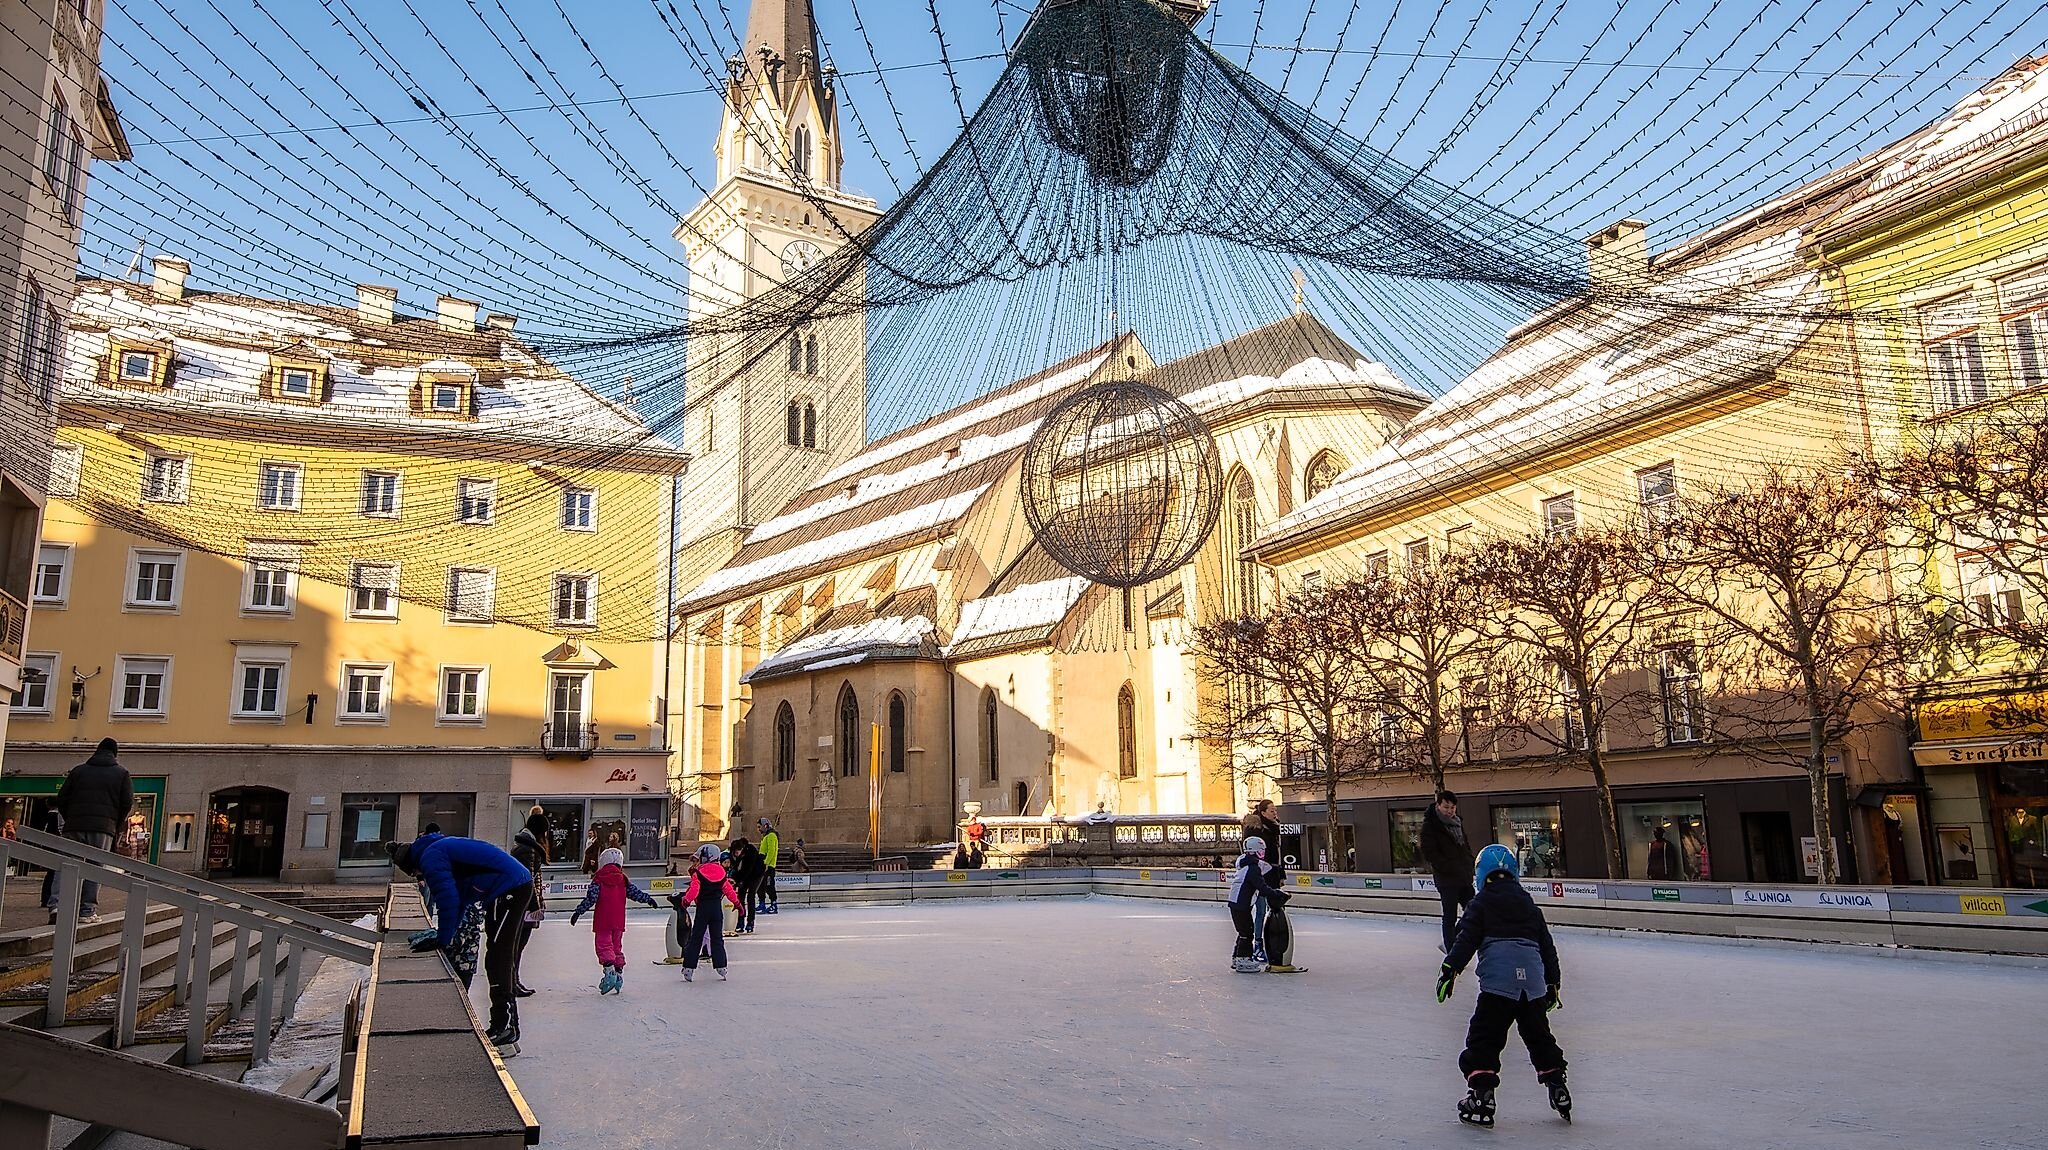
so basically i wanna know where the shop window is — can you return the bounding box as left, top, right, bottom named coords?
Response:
left=339, top=794, right=399, bottom=864
left=1994, top=764, right=2048, bottom=888
left=1389, top=809, right=1426, bottom=873
left=1619, top=800, right=1708, bottom=881
left=773, top=701, right=797, bottom=781
left=588, top=799, right=628, bottom=868
left=416, top=793, right=474, bottom=838
left=838, top=682, right=861, bottom=778
left=529, top=801, right=584, bottom=867
left=630, top=796, right=664, bottom=862
left=1491, top=803, right=1566, bottom=878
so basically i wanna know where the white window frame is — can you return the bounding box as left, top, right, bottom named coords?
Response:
left=446, top=566, right=496, bottom=624
left=143, top=453, right=190, bottom=503
left=456, top=477, right=495, bottom=525
left=1542, top=492, right=1578, bottom=539
left=437, top=665, right=488, bottom=724
left=48, top=442, right=82, bottom=498
left=18, top=652, right=56, bottom=716
left=112, top=655, right=172, bottom=719
left=278, top=366, right=316, bottom=398
left=560, top=487, right=597, bottom=531
left=429, top=382, right=464, bottom=412
left=338, top=662, right=392, bottom=723
left=348, top=561, right=400, bottom=621
left=243, top=549, right=299, bottom=616
left=1921, top=292, right=1989, bottom=413
left=1659, top=645, right=1706, bottom=746
left=32, top=542, right=71, bottom=606
left=257, top=461, right=303, bottom=512
left=360, top=470, right=401, bottom=518
left=230, top=655, right=290, bottom=721
left=553, top=572, right=596, bottom=627
left=1637, top=461, right=1678, bottom=532
left=124, top=548, right=184, bottom=611
left=1958, top=549, right=2028, bottom=631
left=118, top=349, right=158, bottom=382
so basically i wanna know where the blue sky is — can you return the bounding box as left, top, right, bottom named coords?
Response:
left=82, top=0, right=2048, bottom=428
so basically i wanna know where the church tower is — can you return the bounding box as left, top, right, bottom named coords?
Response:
left=673, top=0, right=882, bottom=581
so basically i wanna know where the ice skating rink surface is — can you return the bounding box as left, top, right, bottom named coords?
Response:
left=494, top=897, right=2045, bottom=1149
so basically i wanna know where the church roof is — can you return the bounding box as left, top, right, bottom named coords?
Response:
left=944, top=546, right=1094, bottom=660
left=742, top=585, right=944, bottom=683
left=736, top=0, right=829, bottom=112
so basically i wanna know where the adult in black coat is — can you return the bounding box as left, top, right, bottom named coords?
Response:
left=728, top=837, right=766, bottom=934
left=45, top=739, right=132, bottom=920
left=508, top=806, right=551, bottom=997
left=1420, top=790, right=1475, bottom=952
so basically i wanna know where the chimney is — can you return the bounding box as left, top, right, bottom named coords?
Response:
left=484, top=313, right=516, bottom=333
left=151, top=256, right=190, bottom=302
left=356, top=284, right=397, bottom=326
left=1585, top=219, right=1649, bottom=288
left=436, top=295, right=480, bottom=332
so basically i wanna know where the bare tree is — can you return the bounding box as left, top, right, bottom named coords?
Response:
left=1342, top=551, right=1504, bottom=794
left=1470, top=524, right=1667, bottom=879
left=1659, top=463, right=1908, bottom=884
left=1190, top=581, right=1383, bottom=865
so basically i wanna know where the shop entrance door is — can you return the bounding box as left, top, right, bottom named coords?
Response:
left=1741, top=811, right=1798, bottom=883
left=207, top=787, right=288, bottom=879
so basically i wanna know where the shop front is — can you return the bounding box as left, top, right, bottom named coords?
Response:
left=1913, top=691, right=2048, bottom=888
left=510, top=751, right=672, bottom=875
left=1, top=774, right=168, bottom=864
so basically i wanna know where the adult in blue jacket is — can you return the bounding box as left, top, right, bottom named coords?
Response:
left=388, top=831, right=533, bottom=1053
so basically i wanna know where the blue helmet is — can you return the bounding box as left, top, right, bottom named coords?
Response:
left=1475, top=843, right=1519, bottom=880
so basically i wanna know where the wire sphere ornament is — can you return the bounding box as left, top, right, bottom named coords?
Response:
left=1021, top=378, right=1223, bottom=590
left=1023, top=0, right=1191, bottom=188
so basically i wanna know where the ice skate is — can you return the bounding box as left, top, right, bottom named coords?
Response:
left=612, top=967, right=625, bottom=993
left=1265, top=963, right=1307, bottom=974
left=1546, top=1079, right=1571, bottom=1122
left=490, top=1026, right=520, bottom=1059
left=716, top=967, right=728, bottom=980
left=1230, top=956, right=1264, bottom=973
left=682, top=968, right=693, bottom=982
left=1457, top=1086, right=1495, bottom=1128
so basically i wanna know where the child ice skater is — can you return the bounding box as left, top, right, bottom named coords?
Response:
left=569, top=847, right=659, bottom=994
left=1226, top=834, right=1290, bottom=973
left=680, top=843, right=744, bottom=981
left=1434, top=844, right=1570, bottom=1126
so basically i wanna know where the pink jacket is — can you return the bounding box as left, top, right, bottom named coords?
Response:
left=572, top=863, right=658, bottom=931
left=683, top=861, right=742, bottom=909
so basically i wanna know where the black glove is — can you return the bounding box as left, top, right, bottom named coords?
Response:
left=569, top=910, right=582, bottom=926
left=1544, top=984, right=1562, bottom=1012
left=1435, top=965, right=1457, bottom=1003
left=1267, top=888, right=1291, bottom=907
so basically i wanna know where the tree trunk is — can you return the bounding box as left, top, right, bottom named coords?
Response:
left=1809, top=714, right=1838, bottom=884
left=1323, top=763, right=1341, bottom=874
left=1584, top=718, right=1624, bottom=879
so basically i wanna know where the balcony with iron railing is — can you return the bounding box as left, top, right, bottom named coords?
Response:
left=541, top=721, right=599, bottom=759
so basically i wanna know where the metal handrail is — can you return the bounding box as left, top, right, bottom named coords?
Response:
left=14, top=825, right=378, bottom=944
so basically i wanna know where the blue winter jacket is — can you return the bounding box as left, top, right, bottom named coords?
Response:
left=404, top=832, right=533, bottom=947
left=1444, top=870, right=1561, bottom=1001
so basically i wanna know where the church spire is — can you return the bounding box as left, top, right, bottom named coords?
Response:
left=732, top=0, right=829, bottom=109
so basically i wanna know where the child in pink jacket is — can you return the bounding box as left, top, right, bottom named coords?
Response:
left=569, top=847, right=659, bottom=994
left=678, top=843, right=745, bottom=981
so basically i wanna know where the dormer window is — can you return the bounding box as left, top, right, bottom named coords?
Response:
left=414, top=369, right=477, bottom=420
left=280, top=367, right=314, bottom=397
left=431, top=383, right=462, bottom=411
left=119, top=350, right=156, bottom=381
left=265, top=352, right=327, bottom=404
left=106, top=339, right=173, bottom=389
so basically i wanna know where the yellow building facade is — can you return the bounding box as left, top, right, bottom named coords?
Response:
left=6, top=266, right=688, bottom=881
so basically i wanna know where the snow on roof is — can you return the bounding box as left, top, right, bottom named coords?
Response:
left=65, top=284, right=681, bottom=456
left=742, top=614, right=938, bottom=683
left=681, top=486, right=990, bottom=609
left=947, top=576, right=1091, bottom=653
left=749, top=421, right=1037, bottom=546
left=1871, top=56, right=2048, bottom=194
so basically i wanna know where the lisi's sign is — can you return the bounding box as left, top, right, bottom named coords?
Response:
left=604, top=767, right=638, bottom=784
left=1733, top=887, right=1890, bottom=912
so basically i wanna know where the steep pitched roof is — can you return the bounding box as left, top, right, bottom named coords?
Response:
left=741, top=585, right=944, bottom=683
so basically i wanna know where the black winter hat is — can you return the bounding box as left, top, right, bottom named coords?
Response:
left=384, top=840, right=413, bottom=874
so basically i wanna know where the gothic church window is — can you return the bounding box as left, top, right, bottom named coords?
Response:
left=838, top=682, right=861, bottom=778
left=888, top=692, right=907, bottom=773
left=803, top=402, right=817, bottom=449
left=786, top=400, right=818, bottom=448
left=1224, top=469, right=1261, bottom=616
left=1304, top=450, right=1344, bottom=500
left=792, top=124, right=813, bottom=179
left=981, top=687, right=1000, bottom=783
left=805, top=333, right=819, bottom=375
left=1117, top=683, right=1138, bottom=780
left=774, top=701, right=796, bottom=782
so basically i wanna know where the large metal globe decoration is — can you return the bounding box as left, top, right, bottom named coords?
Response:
left=1024, top=0, right=1190, bottom=188
left=1022, top=379, right=1223, bottom=589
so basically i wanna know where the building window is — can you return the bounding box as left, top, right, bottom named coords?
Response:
left=1303, top=449, right=1343, bottom=501
left=62, top=124, right=84, bottom=224
left=1959, top=550, right=2027, bottom=630
left=258, top=462, right=302, bottom=511
left=982, top=687, right=1000, bottom=782
left=774, top=701, right=797, bottom=782
left=1363, top=550, right=1390, bottom=578
left=1373, top=712, right=1402, bottom=770
left=1404, top=538, right=1431, bottom=570
left=1491, top=802, right=1566, bottom=879
left=549, top=673, right=589, bottom=748
left=339, top=794, right=400, bottom=864
left=837, top=683, right=861, bottom=778
left=439, top=666, right=486, bottom=722
left=349, top=562, right=399, bottom=619
left=361, top=470, right=400, bottom=517
left=2003, top=269, right=2048, bottom=392
left=32, top=544, right=70, bottom=606
left=1620, top=800, right=1709, bottom=881
left=19, top=653, right=55, bottom=715
left=1225, top=469, right=1260, bottom=616
left=48, top=442, right=82, bottom=498
left=553, top=573, right=595, bottom=627
left=233, top=660, right=287, bottom=719
left=278, top=367, right=316, bottom=398
left=447, top=567, right=496, bottom=623
left=17, top=279, right=43, bottom=387
left=1638, top=461, right=1678, bottom=535
left=1921, top=292, right=1989, bottom=412
left=1445, top=523, right=1474, bottom=552
left=786, top=401, right=819, bottom=449
left=114, top=656, right=170, bottom=717
left=143, top=453, right=190, bottom=503
left=118, top=350, right=158, bottom=382
left=126, top=549, right=182, bottom=609
left=1542, top=492, right=1578, bottom=539
left=245, top=554, right=297, bottom=614
left=1116, top=682, right=1137, bottom=780
left=1389, top=809, right=1427, bottom=873
left=805, top=334, right=819, bottom=375
left=1556, top=665, right=1587, bottom=752
left=430, top=382, right=464, bottom=412
left=791, top=124, right=812, bottom=179
left=789, top=332, right=803, bottom=373
left=340, top=663, right=390, bottom=721
left=457, top=478, right=495, bottom=524
left=1659, top=645, right=1705, bottom=745
left=560, top=487, right=596, bottom=531
left=887, top=692, right=907, bottom=774
left=43, top=90, right=66, bottom=193
left=37, top=299, right=58, bottom=405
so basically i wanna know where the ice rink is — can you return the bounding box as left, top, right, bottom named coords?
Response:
left=494, top=897, right=2045, bottom=1149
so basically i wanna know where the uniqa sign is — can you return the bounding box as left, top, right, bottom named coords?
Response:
left=1733, top=887, right=1891, bottom=912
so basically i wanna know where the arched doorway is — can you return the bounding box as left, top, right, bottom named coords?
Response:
left=206, top=786, right=289, bottom=879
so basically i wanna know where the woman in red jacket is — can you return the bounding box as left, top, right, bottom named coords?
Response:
left=678, top=843, right=743, bottom=981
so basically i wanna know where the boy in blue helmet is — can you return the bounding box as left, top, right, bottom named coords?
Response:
left=1434, top=843, right=1570, bottom=1126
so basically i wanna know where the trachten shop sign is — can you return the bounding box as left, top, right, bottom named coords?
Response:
left=1911, top=738, right=2048, bottom=767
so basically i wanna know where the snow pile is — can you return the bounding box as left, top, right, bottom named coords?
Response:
left=238, top=915, right=376, bottom=1103
left=749, top=422, right=1039, bottom=546
left=950, top=577, right=1091, bottom=649
left=682, top=486, right=991, bottom=606
left=744, top=615, right=938, bottom=682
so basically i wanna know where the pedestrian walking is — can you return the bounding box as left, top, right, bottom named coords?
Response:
left=44, top=738, right=132, bottom=923
left=569, top=847, right=659, bottom=994
left=1435, top=844, right=1571, bottom=1127
left=388, top=830, right=534, bottom=1056
left=679, top=843, right=743, bottom=981
left=756, top=817, right=781, bottom=913
left=1420, top=790, right=1474, bottom=954
left=728, top=836, right=765, bottom=934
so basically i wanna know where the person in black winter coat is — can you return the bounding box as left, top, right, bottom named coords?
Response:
left=1436, top=844, right=1569, bottom=1123
left=508, top=807, right=551, bottom=997
left=45, top=739, right=132, bottom=920
left=1419, top=790, right=1474, bottom=953
left=728, top=837, right=766, bottom=934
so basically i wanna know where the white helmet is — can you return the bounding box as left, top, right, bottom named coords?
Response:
left=1243, top=835, right=1266, bottom=855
